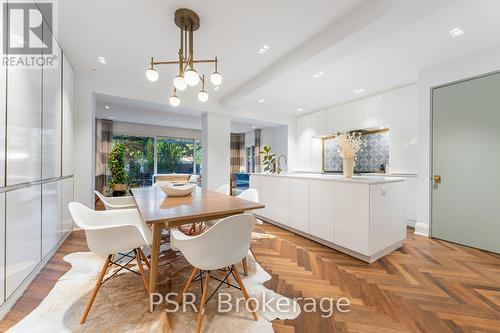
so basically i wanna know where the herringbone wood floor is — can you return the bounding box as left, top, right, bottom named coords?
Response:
left=253, top=223, right=500, bottom=333
left=1, top=224, right=499, bottom=332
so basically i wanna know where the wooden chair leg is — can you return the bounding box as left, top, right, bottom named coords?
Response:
left=242, top=257, right=249, bottom=276
left=138, top=248, right=151, bottom=270
left=135, top=249, right=149, bottom=293
left=179, top=267, right=198, bottom=305
left=81, top=255, right=112, bottom=324
left=195, top=271, right=211, bottom=333
left=232, top=265, right=258, bottom=321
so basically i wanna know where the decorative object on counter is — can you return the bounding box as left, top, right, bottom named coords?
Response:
left=277, top=154, right=287, bottom=174
left=108, top=142, right=127, bottom=196
left=260, top=145, right=276, bottom=173
left=334, top=131, right=364, bottom=178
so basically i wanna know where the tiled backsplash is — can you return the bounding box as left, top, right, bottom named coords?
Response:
left=323, top=131, right=390, bottom=173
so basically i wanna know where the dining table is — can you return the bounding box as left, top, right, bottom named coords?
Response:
left=131, top=185, right=265, bottom=310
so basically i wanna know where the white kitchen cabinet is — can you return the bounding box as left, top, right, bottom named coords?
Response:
left=310, top=110, right=328, bottom=136
left=259, top=176, right=290, bottom=225
left=0, top=193, right=5, bottom=305
left=6, top=53, right=42, bottom=185
left=296, top=115, right=311, bottom=170
left=334, top=182, right=370, bottom=255
left=309, top=180, right=335, bottom=243
left=61, top=177, right=74, bottom=236
left=6, top=186, right=42, bottom=298
left=62, top=55, right=75, bottom=177
left=289, top=178, right=309, bottom=233
left=370, top=182, right=406, bottom=254
left=42, top=181, right=62, bottom=258
left=42, top=33, right=62, bottom=180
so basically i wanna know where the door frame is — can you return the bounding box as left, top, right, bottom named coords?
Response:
left=429, top=69, right=500, bottom=238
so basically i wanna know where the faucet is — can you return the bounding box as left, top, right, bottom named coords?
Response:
left=277, top=154, right=287, bottom=174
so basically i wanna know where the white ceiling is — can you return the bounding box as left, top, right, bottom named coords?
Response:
left=57, top=0, right=500, bottom=120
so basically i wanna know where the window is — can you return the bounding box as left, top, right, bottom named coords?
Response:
left=112, top=135, right=155, bottom=187
left=157, top=137, right=196, bottom=174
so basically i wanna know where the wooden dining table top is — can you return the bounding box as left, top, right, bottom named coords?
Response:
left=131, top=186, right=265, bottom=227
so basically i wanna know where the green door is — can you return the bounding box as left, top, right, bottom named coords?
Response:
left=432, top=72, right=500, bottom=253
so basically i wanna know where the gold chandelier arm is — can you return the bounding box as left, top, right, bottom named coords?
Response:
left=152, top=58, right=216, bottom=66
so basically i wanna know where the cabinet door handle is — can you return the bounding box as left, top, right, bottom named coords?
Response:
left=434, top=175, right=441, bottom=184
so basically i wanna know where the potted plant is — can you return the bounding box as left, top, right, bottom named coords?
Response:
left=260, top=145, right=276, bottom=173
left=108, top=142, right=127, bottom=196
left=334, top=131, right=364, bottom=178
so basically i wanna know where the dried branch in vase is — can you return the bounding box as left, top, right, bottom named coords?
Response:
left=334, top=131, right=364, bottom=159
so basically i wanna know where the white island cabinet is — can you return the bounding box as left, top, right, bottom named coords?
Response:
left=250, top=173, right=406, bottom=263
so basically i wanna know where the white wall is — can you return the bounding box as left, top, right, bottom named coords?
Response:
left=202, top=113, right=231, bottom=189
left=111, top=121, right=201, bottom=140
left=417, top=44, right=500, bottom=237
left=243, top=126, right=289, bottom=172
left=296, top=84, right=418, bottom=174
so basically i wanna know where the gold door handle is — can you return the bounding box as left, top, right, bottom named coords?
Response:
left=434, top=175, right=441, bottom=184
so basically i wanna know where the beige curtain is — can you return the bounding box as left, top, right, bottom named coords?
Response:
left=254, top=129, right=261, bottom=173
left=230, top=133, right=245, bottom=184
left=95, top=119, right=113, bottom=195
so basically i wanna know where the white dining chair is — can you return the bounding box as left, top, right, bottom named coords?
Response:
left=214, top=183, right=230, bottom=195
left=204, top=188, right=262, bottom=275
left=68, top=202, right=152, bottom=324
left=171, top=214, right=258, bottom=333
left=94, top=190, right=136, bottom=210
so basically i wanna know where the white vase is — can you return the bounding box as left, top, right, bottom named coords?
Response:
left=343, top=158, right=355, bottom=178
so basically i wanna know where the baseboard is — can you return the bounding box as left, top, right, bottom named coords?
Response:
left=415, top=222, right=430, bottom=237
left=0, top=231, right=72, bottom=320
left=406, top=218, right=417, bottom=228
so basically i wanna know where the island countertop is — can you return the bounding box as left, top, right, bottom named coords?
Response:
left=251, top=172, right=405, bottom=185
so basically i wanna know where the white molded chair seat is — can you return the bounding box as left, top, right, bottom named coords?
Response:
left=171, top=214, right=258, bottom=332
left=214, top=183, right=230, bottom=195
left=69, top=202, right=152, bottom=255
left=94, top=191, right=136, bottom=210
left=68, top=202, right=152, bottom=324
left=205, top=188, right=260, bottom=228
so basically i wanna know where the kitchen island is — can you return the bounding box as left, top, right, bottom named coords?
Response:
left=250, top=173, right=406, bottom=263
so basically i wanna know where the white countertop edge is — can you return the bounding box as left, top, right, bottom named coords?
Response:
left=250, top=173, right=405, bottom=184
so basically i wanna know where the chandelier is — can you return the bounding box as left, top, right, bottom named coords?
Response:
left=145, top=8, right=222, bottom=107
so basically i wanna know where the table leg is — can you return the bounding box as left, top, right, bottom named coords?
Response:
left=149, top=223, right=162, bottom=312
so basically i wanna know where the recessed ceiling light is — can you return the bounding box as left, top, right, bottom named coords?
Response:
left=214, top=86, right=220, bottom=91
left=104, top=105, right=111, bottom=110
left=355, top=88, right=365, bottom=93
left=296, top=108, right=303, bottom=112
left=97, top=56, right=106, bottom=64
left=108, top=116, right=116, bottom=120
left=313, top=71, right=325, bottom=78
left=257, top=44, right=271, bottom=55
left=251, top=126, right=256, bottom=129
left=449, top=27, right=465, bottom=38
left=372, top=95, right=381, bottom=100
left=258, top=99, right=265, bottom=104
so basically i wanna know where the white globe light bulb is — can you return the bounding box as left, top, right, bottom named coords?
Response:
left=169, top=95, right=181, bottom=107
left=198, top=90, right=208, bottom=103
left=210, top=71, right=222, bottom=86
left=146, top=68, right=159, bottom=82
left=184, top=68, right=200, bottom=86
left=173, top=75, right=187, bottom=90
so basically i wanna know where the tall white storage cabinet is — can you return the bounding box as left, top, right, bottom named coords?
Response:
left=0, top=5, right=75, bottom=309
left=6, top=186, right=42, bottom=298
left=42, top=33, right=62, bottom=180
left=42, top=181, right=62, bottom=258
left=62, top=55, right=74, bottom=177
left=6, top=53, right=42, bottom=186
